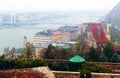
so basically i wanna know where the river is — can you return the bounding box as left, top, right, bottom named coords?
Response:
left=0, top=24, right=62, bottom=54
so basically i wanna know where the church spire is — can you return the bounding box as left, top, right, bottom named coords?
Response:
left=106, top=19, right=112, bottom=41
left=107, top=19, right=112, bottom=33
left=24, top=36, right=27, bottom=48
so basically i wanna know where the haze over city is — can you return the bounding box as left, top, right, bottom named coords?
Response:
left=0, top=0, right=120, bottom=12
left=0, top=0, right=120, bottom=78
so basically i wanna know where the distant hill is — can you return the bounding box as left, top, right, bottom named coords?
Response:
left=105, top=2, right=120, bottom=27
left=102, top=2, right=120, bottom=42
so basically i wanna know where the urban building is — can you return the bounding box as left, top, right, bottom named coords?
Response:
left=58, top=25, right=79, bottom=41
left=33, top=30, right=53, bottom=47
left=61, top=32, right=70, bottom=42
left=33, top=26, right=78, bottom=57
left=83, top=23, right=108, bottom=48
left=33, top=29, right=71, bottom=47
left=52, top=31, right=62, bottom=42
left=33, top=23, right=110, bottom=57
left=23, top=36, right=28, bottom=48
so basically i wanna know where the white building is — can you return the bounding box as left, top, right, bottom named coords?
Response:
left=33, top=30, right=53, bottom=47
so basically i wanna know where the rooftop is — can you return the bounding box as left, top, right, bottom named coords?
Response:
left=35, top=30, right=53, bottom=36
left=88, top=23, right=108, bottom=43
left=58, top=25, right=78, bottom=33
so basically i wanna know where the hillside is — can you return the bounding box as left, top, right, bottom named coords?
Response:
left=105, top=2, right=120, bottom=27
left=102, top=2, right=120, bottom=43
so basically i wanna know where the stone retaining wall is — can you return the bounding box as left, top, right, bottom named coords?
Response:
left=0, top=67, right=55, bottom=78
left=91, top=73, right=120, bottom=78
left=52, top=71, right=80, bottom=78
left=95, top=62, right=120, bottom=73
left=53, top=71, right=120, bottom=78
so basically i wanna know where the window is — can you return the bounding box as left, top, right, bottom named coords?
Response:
left=97, top=26, right=101, bottom=38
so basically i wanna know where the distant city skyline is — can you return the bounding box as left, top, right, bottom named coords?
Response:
left=0, top=0, right=119, bottom=12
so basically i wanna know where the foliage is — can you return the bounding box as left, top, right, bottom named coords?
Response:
left=48, top=61, right=112, bottom=73
left=55, top=47, right=68, bottom=59
left=48, top=63, right=68, bottom=71
left=23, top=42, right=34, bottom=59
left=103, top=42, right=115, bottom=62
left=78, top=51, right=87, bottom=59
left=45, top=44, right=56, bottom=59
left=110, top=53, right=120, bottom=62
left=98, top=53, right=108, bottom=62
left=65, top=48, right=74, bottom=59
left=88, top=47, right=99, bottom=62
left=83, top=42, right=120, bottom=63
left=45, top=44, right=78, bottom=60
left=0, top=58, right=46, bottom=69
left=0, top=55, right=4, bottom=59
left=81, top=62, right=112, bottom=73
left=30, top=58, right=47, bottom=67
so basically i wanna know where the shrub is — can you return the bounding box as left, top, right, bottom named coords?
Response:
left=81, top=62, right=112, bottom=73
left=0, top=58, right=46, bottom=69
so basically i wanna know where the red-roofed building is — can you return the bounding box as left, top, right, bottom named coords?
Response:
left=52, top=31, right=62, bottom=35
left=83, top=23, right=108, bottom=48
left=52, top=31, right=62, bottom=42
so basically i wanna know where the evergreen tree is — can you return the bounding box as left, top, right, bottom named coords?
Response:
left=88, top=47, right=99, bottom=61
left=45, top=44, right=56, bottom=59
left=99, top=53, right=108, bottom=62
left=110, top=53, right=120, bottom=63
left=103, top=42, right=114, bottom=62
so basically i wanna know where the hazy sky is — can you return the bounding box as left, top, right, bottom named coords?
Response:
left=0, top=0, right=120, bottom=12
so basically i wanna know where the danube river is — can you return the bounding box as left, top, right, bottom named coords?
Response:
left=0, top=24, right=61, bottom=54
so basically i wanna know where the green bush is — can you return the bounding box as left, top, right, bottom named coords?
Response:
left=81, top=62, right=112, bottom=73
left=48, top=63, right=68, bottom=71
left=0, top=58, right=46, bottom=69
left=48, top=61, right=112, bottom=73
left=31, top=58, right=47, bottom=67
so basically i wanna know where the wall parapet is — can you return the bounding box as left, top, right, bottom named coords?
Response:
left=52, top=71, right=120, bottom=78
left=91, top=72, right=120, bottom=78
left=52, top=71, right=80, bottom=78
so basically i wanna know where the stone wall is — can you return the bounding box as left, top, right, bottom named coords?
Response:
left=53, top=71, right=120, bottom=78
left=91, top=73, right=120, bottom=78
left=1, top=67, right=120, bottom=78
left=0, top=67, right=55, bottom=78
left=52, top=71, right=80, bottom=78
left=95, top=62, right=120, bottom=73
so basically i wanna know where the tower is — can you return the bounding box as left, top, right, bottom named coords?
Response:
left=106, top=20, right=112, bottom=41
left=107, top=20, right=112, bottom=33
left=24, top=36, right=27, bottom=48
